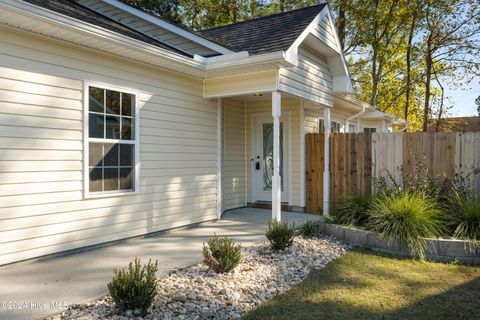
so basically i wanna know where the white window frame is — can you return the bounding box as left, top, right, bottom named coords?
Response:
left=83, top=81, right=140, bottom=198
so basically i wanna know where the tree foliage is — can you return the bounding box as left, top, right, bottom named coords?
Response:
left=122, top=0, right=480, bottom=131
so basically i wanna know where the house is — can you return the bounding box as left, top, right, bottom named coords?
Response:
left=0, top=0, right=404, bottom=265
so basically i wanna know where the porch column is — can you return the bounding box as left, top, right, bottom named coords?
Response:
left=323, top=107, right=331, bottom=215
left=216, top=98, right=222, bottom=219
left=272, top=91, right=281, bottom=221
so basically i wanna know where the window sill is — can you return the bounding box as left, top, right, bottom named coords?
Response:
left=84, top=190, right=139, bottom=199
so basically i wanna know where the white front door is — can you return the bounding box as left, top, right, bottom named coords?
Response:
left=252, top=113, right=290, bottom=203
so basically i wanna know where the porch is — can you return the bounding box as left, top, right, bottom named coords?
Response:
left=0, top=208, right=321, bottom=320
left=218, top=92, right=332, bottom=220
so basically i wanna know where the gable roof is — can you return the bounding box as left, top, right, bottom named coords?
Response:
left=197, top=4, right=327, bottom=55
left=21, top=0, right=191, bottom=57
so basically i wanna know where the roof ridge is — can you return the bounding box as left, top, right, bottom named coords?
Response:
left=199, top=4, right=326, bottom=32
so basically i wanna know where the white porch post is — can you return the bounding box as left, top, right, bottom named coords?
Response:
left=323, top=107, right=331, bottom=215
left=216, top=98, right=222, bottom=219
left=272, top=91, right=282, bottom=221
left=356, top=117, right=361, bottom=133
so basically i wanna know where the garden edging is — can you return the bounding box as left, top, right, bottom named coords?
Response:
left=319, top=223, right=480, bottom=264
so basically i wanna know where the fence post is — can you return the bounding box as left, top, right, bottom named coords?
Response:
left=323, top=107, right=331, bottom=215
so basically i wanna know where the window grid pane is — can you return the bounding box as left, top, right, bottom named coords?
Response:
left=88, top=142, right=135, bottom=192
left=88, top=85, right=136, bottom=193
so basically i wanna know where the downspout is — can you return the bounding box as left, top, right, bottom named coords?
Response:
left=345, top=106, right=367, bottom=133
left=399, top=122, right=409, bottom=132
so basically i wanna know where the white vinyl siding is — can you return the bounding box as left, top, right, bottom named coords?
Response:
left=278, top=46, right=334, bottom=107
left=0, top=27, right=217, bottom=265
left=222, top=100, right=247, bottom=210
left=310, top=12, right=341, bottom=53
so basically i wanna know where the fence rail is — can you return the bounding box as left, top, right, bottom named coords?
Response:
left=306, top=132, right=480, bottom=214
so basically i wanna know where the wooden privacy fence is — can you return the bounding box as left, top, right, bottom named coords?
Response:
left=306, top=132, right=480, bottom=214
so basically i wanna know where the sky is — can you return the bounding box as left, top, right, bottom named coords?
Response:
left=445, top=77, right=480, bottom=117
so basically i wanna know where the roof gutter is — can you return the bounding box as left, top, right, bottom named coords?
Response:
left=204, top=51, right=292, bottom=70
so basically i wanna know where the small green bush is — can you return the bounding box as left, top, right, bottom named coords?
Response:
left=324, top=215, right=336, bottom=224
left=266, top=219, right=296, bottom=251
left=299, top=220, right=320, bottom=237
left=107, top=257, right=158, bottom=315
left=203, top=235, right=242, bottom=273
left=368, top=191, right=445, bottom=258
left=334, top=193, right=372, bottom=226
left=447, top=190, right=480, bottom=241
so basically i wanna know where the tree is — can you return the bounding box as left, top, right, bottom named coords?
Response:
left=420, top=0, right=480, bottom=131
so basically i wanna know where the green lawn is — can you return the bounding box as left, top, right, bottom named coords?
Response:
left=245, top=250, right=480, bottom=320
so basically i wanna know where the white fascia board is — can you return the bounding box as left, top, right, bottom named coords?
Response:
left=0, top=0, right=205, bottom=70
left=194, top=51, right=249, bottom=63
left=204, top=51, right=291, bottom=71
left=103, top=0, right=233, bottom=55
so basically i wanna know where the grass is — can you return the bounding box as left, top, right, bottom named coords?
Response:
left=245, top=250, right=480, bottom=320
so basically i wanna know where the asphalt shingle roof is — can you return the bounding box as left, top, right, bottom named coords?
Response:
left=197, top=4, right=326, bottom=55
left=21, top=0, right=191, bottom=57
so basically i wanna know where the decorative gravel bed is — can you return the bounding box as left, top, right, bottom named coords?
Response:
left=47, top=236, right=347, bottom=320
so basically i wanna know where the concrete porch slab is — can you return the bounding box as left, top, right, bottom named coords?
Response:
left=0, top=208, right=320, bottom=320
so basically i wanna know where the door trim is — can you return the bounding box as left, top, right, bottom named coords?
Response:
left=251, top=111, right=292, bottom=205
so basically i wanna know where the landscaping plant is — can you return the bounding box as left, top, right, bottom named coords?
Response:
left=107, top=257, right=158, bottom=315
left=203, top=235, right=242, bottom=273
left=266, top=219, right=296, bottom=251
left=334, top=193, right=372, bottom=226
left=447, top=190, right=480, bottom=241
left=368, top=191, right=445, bottom=258
left=299, top=220, right=320, bottom=237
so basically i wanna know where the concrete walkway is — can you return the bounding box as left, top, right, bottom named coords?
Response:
left=0, top=208, right=321, bottom=320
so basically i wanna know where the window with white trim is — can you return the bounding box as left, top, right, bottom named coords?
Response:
left=364, top=127, right=377, bottom=133
left=87, top=85, right=138, bottom=194
left=331, top=121, right=341, bottom=133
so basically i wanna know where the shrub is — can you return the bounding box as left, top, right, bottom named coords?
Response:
left=298, top=220, right=320, bottom=237
left=203, top=235, right=242, bottom=273
left=373, top=157, right=450, bottom=202
left=334, top=193, right=372, bottom=226
left=447, top=190, right=480, bottom=241
left=266, top=219, right=296, bottom=251
left=324, top=214, right=336, bottom=224
left=368, top=191, right=445, bottom=258
left=107, top=257, right=158, bottom=315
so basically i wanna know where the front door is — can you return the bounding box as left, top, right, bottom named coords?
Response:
left=252, top=113, right=290, bottom=203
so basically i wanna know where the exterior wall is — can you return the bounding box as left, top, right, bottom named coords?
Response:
left=76, top=0, right=218, bottom=56
left=222, top=99, right=247, bottom=210
left=245, top=98, right=301, bottom=207
left=204, top=71, right=277, bottom=98
left=311, top=12, right=341, bottom=54
left=0, top=28, right=218, bottom=265
left=278, top=46, right=333, bottom=107
left=360, top=119, right=389, bottom=132
left=304, top=105, right=389, bottom=134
